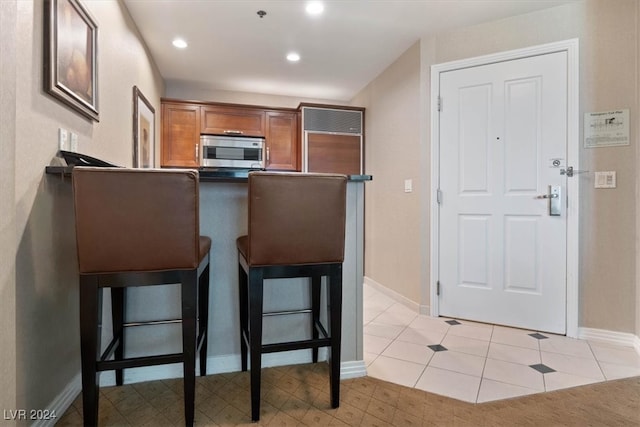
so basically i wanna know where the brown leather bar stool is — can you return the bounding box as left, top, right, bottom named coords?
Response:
left=72, top=167, right=211, bottom=427
left=237, top=171, right=347, bottom=421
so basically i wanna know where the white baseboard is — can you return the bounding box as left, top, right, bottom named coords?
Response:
left=48, top=351, right=367, bottom=421
left=364, top=276, right=429, bottom=314
left=33, top=373, right=81, bottom=427
left=578, top=327, right=640, bottom=355
left=340, top=360, right=367, bottom=379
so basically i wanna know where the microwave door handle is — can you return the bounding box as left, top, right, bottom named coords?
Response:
left=195, top=143, right=199, bottom=162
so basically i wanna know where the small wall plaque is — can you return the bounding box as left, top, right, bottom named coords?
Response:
left=584, top=109, right=629, bottom=148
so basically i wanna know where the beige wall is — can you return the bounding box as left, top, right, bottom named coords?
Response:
left=10, top=0, right=164, bottom=414
left=637, top=1, right=640, bottom=340
left=359, top=0, right=639, bottom=333
left=166, top=82, right=348, bottom=108
left=1, top=1, right=18, bottom=423
left=352, top=42, right=423, bottom=303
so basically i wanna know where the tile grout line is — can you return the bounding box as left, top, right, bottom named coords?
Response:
left=538, top=332, right=549, bottom=392
left=586, top=339, right=610, bottom=381
left=416, top=320, right=451, bottom=388
left=474, top=324, right=495, bottom=403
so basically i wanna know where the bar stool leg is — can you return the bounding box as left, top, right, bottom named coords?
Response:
left=181, top=271, right=198, bottom=427
left=198, top=262, right=210, bottom=376
left=311, top=275, right=321, bottom=363
left=248, top=267, right=264, bottom=422
left=111, top=287, right=125, bottom=386
left=80, top=276, right=102, bottom=427
left=328, top=265, right=343, bottom=409
left=238, top=263, right=249, bottom=372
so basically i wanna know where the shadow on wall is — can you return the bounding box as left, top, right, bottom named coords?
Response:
left=15, top=174, right=80, bottom=412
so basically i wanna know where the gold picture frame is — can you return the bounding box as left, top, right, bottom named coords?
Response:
left=133, top=86, right=155, bottom=168
left=44, top=0, right=99, bottom=122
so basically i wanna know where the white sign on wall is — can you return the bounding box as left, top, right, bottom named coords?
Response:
left=584, top=109, right=629, bottom=148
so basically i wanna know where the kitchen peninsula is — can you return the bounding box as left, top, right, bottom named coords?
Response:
left=46, top=165, right=371, bottom=383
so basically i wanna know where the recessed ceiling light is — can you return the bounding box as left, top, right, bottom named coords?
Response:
left=306, top=1, right=324, bottom=16
left=286, top=52, right=301, bottom=62
left=172, top=38, right=188, bottom=49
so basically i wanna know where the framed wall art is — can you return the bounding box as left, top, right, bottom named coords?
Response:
left=132, top=86, right=155, bottom=168
left=44, top=0, right=99, bottom=122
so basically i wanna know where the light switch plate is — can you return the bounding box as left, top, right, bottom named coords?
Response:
left=404, top=179, right=413, bottom=193
left=70, top=132, right=78, bottom=152
left=594, top=171, right=616, bottom=189
left=58, top=128, right=68, bottom=151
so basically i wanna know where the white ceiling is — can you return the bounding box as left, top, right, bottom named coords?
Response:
left=123, top=0, right=577, bottom=101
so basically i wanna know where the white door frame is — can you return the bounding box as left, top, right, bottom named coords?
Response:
left=429, top=39, right=580, bottom=338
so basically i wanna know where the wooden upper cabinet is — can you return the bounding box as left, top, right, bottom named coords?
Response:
left=161, top=100, right=305, bottom=170
left=201, top=105, right=265, bottom=137
left=161, top=103, right=201, bottom=167
left=265, top=110, right=299, bottom=171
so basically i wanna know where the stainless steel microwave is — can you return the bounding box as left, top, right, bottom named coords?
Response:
left=200, top=135, right=264, bottom=169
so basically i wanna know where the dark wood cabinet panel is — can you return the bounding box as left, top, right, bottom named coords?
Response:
left=307, top=133, right=361, bottom=175
left=265, top=111, right=298, bottom=171
left=161, top=103, right=200, bottom=167
left=201, top=106, right=265, bottom=137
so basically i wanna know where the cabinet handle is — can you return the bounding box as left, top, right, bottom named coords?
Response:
left=195, top=143, right=199, bottom=161
left=266, top=147, right=270, bottom=162
left=223, top=130, right=243, bottom=135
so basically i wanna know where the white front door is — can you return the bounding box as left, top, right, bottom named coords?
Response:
left=438, top=51, right=568, bottom=334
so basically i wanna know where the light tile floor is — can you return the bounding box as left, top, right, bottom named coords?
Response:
left=363, top=283, right=640, bottom=403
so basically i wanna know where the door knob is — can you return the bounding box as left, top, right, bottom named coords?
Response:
left=536, top=185, right=561, bottom=216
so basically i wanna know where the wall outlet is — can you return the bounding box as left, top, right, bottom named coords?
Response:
left=70, top=132, right=79, bottom=152
left=58, top=128, right=68, bottom=151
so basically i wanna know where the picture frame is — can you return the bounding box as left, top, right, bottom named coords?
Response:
left=43, top=0, right=99, bottom=122
left=132, top=86, right=155, bottom=168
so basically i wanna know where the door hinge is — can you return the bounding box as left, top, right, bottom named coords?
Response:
left=437, top=281, right=441, bottom=296
left=436, top=188, right=442, bottom=205
left=437, top=96, right=443, bottom=112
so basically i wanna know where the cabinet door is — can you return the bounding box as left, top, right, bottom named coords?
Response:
left=307, top=133, right=361, bottom=175
left=265, top=111, right=299, bottom=171
left=161, top=103, right=200, bottom=167
left=201, top=106, right=265, bottom=137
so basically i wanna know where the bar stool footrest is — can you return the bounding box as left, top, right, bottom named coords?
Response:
left=262, top=338, right=332, bottom=354
left=97, top=353, right=183, bottom=371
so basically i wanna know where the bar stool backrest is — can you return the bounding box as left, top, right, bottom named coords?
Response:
left=247, top=172, right=347, bottom=267
left=72, top=167, right=201, bottom=274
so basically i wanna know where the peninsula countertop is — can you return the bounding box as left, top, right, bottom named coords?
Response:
left=45, top=166, right=372, bottom=183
